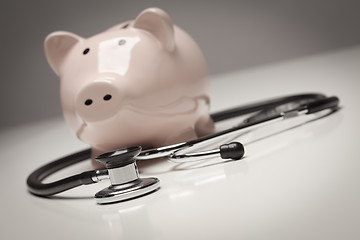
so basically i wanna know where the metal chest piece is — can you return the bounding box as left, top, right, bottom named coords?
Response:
left=95, top=146, right=160, bottom=204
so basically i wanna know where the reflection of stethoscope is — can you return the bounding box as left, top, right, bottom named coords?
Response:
left=27, top=93, right=339, bottom=204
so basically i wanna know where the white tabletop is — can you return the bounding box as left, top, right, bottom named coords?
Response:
left=1, top=46, right=360, bottom=240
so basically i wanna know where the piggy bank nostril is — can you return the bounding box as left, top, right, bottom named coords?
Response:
left=84, top=99, right=93, bottom=106
left=103, top=94, right=112, bottom=101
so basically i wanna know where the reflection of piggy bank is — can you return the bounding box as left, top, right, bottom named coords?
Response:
left=45, top=8, right=214, bottom=165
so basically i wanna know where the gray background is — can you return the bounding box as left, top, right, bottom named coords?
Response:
left=1, top=0, right=360, bottom=130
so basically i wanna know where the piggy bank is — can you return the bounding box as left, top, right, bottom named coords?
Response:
left=44, top=8, right=214, bottom=165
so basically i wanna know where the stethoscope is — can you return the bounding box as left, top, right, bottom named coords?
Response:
left=27, top=93, right=339, bottom=204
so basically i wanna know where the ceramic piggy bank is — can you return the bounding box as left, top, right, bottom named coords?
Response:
left=45, top=8, right=214, bottom=165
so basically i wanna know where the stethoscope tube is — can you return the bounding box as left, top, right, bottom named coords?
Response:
left=209, top=93, right=326, bottom=122
left=26, top=93, right=339, bottom=198
left=27, top=149, right=98, bottom=196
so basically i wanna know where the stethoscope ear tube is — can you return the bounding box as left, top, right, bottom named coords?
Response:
left=210, top=93, right=326, bottom=122
left=305, top=96, right=339, bottom=114
left=169, top=142, right=245, bottom=162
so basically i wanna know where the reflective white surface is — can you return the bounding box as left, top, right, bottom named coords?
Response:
left=1, top=46, right=360, bottom=239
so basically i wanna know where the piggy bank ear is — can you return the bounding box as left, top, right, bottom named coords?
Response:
left=133, top=8, right=175, bottom=52
left=44, top=31, right=82, bottom=76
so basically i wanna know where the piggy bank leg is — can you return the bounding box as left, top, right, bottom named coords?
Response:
left=159, top=127, right=198, bottom=147
left=158, top=116, right=215, bottom=147
left=195, top=114, right=215, bottom=137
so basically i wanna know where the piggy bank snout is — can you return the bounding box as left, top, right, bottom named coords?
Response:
left=75, top=81, right=122, bottom=122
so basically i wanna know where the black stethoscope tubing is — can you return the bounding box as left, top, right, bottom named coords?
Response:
left=27, top=93, right=338, bottom=197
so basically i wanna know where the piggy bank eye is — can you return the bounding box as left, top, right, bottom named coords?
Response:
left=83, top=48, right=90, bottom=55
left=118, top=39, right=126, bottom=46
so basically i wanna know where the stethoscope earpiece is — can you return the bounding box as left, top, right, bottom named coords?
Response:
left=219, top=142, right=245, bottom=160
left=94, top=146, right=160, bottom=204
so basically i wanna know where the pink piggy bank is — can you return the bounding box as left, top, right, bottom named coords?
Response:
left=44, top=8, right=214, bottom=166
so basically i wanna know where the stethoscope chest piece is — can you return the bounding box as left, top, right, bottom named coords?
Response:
left=95, top=146, right=160, bottom=204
